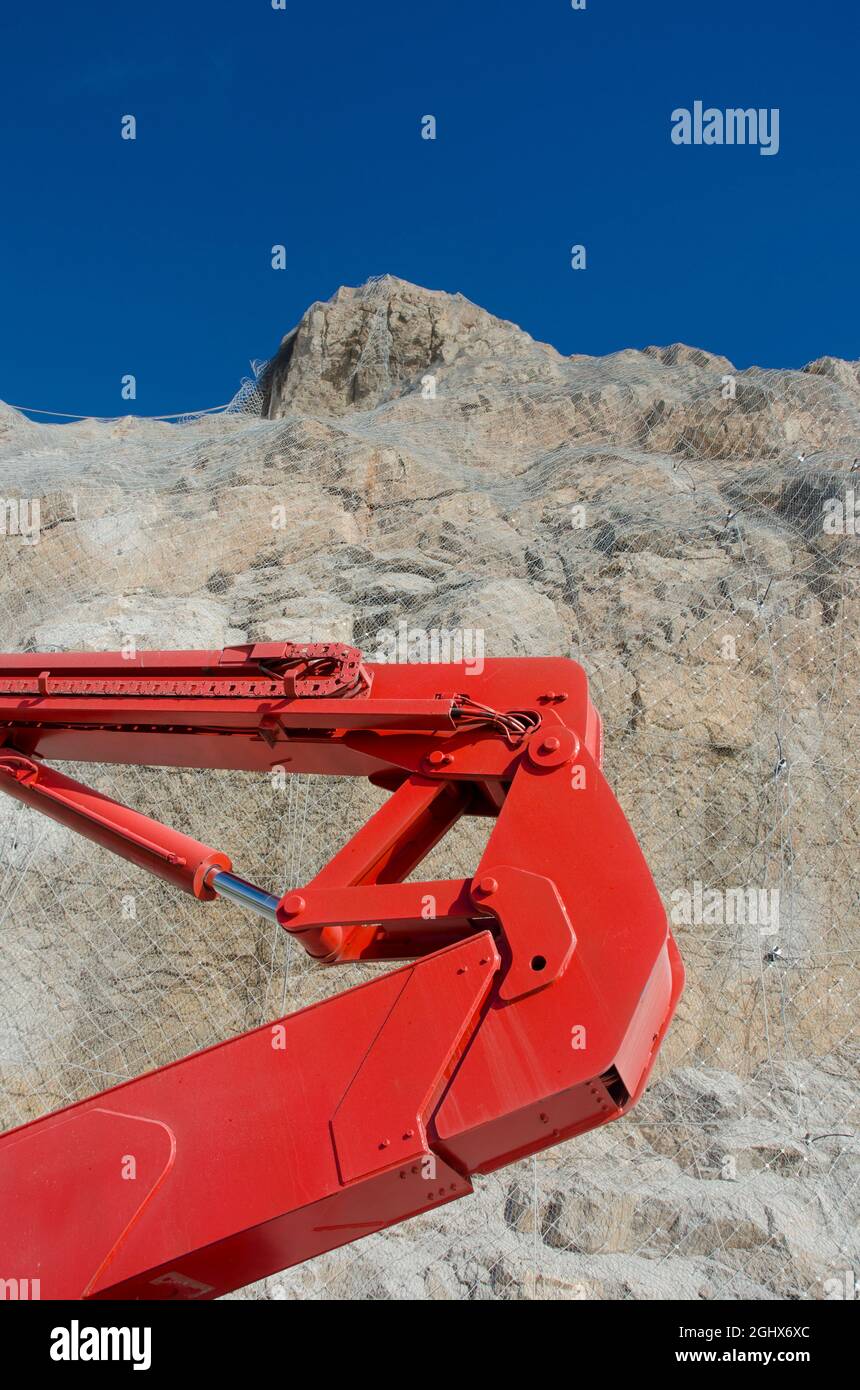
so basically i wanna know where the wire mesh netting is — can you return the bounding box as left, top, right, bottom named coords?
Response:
left=0, top=277, right=857, bottom=1299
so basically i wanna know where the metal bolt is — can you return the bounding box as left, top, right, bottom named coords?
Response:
left=540, top=736, right=560, bottom=754
left=282, top=893, right=306, bottom=915
left=476, top=875, right=498, bottom=896
left=427, top=749, right=452, bottom=767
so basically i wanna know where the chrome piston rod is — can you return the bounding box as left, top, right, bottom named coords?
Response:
left=207, top=869, right=281, bottom=923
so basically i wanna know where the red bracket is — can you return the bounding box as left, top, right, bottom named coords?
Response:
left=331, top=932, right=499, bottom=1184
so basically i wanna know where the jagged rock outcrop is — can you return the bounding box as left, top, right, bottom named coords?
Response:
left=260, top=276, right=561, bottom=416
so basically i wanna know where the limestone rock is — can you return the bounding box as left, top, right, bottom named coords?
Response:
left=0, top=276, right=856, bottom=1302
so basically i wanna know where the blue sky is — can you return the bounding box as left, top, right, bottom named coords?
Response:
left=0, top=0, right=856, bottom=418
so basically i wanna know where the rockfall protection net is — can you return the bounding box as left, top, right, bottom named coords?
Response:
left=0, top=277, right=857, bottom=1300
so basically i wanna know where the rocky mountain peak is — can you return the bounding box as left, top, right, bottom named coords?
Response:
left=260, top=275, right=560, bottom=417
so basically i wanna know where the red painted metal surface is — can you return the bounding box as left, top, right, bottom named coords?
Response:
left=0, top=641, right=684, bottom=1299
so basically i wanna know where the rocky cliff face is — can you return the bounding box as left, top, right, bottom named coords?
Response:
left=0, top=276, right=857, bottom=1300
left=260, top=278, right=564, bottom=416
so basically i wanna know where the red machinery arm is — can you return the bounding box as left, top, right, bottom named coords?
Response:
left=0, top=641, right=683, bottom=1300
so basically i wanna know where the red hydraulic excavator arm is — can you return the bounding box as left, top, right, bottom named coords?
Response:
left=0, top=640, right=683, bottom=1300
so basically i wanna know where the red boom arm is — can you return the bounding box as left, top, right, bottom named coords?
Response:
left=0, top=641, right=683, bottom=1299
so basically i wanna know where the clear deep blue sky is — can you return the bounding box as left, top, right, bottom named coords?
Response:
left=1, top=0, right=857, bottom=418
